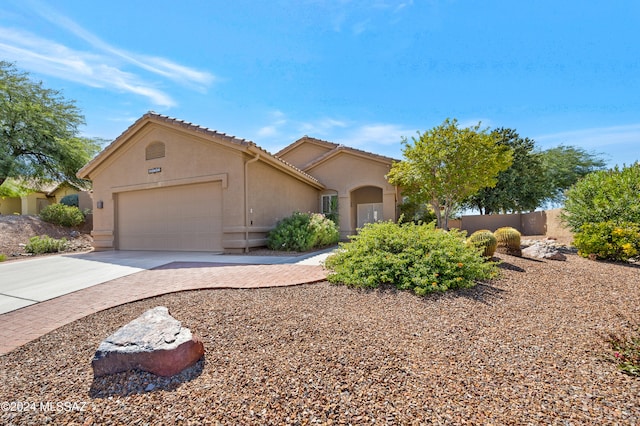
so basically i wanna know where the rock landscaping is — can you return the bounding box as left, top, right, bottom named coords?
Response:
left=0, top=215, right=92, bottom=259
left=1, top=252, right=638, bottom=424
left=522, top=240, right=568, bottom=261
left=92, top=306, right=204, bottom=377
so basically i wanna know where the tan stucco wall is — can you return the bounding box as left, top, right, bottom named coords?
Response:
left=278, top=142, right=333, bottom=169
left=50, top=186, right=79, bottom=203
left=84, top=122, right=323, bottom=252
left=458, top=209, right=571, bottom=241
left=0, top=197, right=22, bottom=215
left=545, top=208, right=574, bottom=242
left=21, top=193, right=51, bottom=215
left=87, top=124, right=248, bottom=251
left=78, top=191, right=93, bottom=212
left=305, top=153, right=398, bottom=237
left=237, top=159, right=319, bottom=248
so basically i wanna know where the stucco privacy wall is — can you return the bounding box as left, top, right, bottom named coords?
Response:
left=78, top=113, right=324, bottom=252
left=454, top=209, right=572, bottom=240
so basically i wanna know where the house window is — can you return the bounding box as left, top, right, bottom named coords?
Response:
left=322, top=194, right=338, bottom=221
left=146, top=142, right=165, bottom=160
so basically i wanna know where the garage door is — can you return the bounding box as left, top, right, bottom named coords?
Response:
left=117, top=182, right=223, bottom=251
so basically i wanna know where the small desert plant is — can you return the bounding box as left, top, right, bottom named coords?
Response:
left=267, top=212, right=340, bottom=251
left=608, top=317, right=640, bottom=377
left=39, top=204, right=85, bottom=227
left=467, top=229, right=498, bottom=258
left=573, top=221, right=640, bottom=262
left=25, top=235, right=68, bottom=254
left=0, top=254, right=6, bottom=262
left=494, top=226, right=522, bottom=256
left=325, top=221, right=498, bottom=295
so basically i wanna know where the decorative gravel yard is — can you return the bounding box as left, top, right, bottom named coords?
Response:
left=1, top=253, right=639, bottom=424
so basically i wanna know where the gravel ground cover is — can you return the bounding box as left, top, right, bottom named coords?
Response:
left=0, top=215, right=92, bottom=259
left=1, top=253, right=639, bottom=425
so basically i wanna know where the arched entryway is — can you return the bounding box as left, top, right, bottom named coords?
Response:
left=350, top=186, right=383, bottom=230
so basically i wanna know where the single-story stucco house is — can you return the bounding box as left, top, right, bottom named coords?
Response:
left=0, top=180, right=90, bottom=215
left=77, top=112, right=401, bottom=253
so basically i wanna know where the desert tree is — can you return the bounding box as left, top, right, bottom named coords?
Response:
left=0, top=61, right=100, bottom=187
left=387, top=118, right=513, bottom=229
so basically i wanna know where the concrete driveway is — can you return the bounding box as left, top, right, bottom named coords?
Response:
left=0, top=249, right=333, bottom=315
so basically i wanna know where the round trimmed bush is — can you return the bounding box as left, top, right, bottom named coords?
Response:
left=325, top=221, right=499, bottom=295
left=267, top=212, right=340, bottom=251
left=39, top=204, right=85, bottom=227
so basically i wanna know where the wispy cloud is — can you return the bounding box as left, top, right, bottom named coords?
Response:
left=257, top=111, right=288, bottom=138
left=340, top=123, right=415, bottom=148
left=311, top=0, right=414, bottom=34
left=0, top=1, right=215, bottom=107
left=534, top=124, right=640, bottom=149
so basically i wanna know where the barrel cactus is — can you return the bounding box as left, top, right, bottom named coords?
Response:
left=494, top=227, right=522, bottom=256
left=467, top=229, right=498, bottom=258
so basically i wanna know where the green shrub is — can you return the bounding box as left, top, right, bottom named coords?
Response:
left=39, top=203, right=85, bottom=227
left=60, top=193, right=79, bottom=207
left=467, top=229, right=497, bottom=258
left=563, top=163, right=640, bottom=232
left=267, top=212, right=340, bottom=251
left=25, top=235, right=68, bottom=254
left=573, top=221, right=640, bottom=262
left=0, top=254, right=6, bottom=262
left=398, top=200, right=437, bottom=224
left=324, top=221, right=498, bottom=295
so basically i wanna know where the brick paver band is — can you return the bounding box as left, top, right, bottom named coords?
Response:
left=0, top=263, right=327, bottom=355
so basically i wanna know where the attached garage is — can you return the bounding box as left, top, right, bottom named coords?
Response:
left=116, top=181, right=223, bottom=251
left=77, top=113, right=329, bottom=253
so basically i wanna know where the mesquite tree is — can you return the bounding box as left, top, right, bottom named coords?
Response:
left=0, top=61, right=99, bottom=186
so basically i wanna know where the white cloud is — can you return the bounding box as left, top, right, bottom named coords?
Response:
left=0, top=1, right=215, bottom=107
left=30, top=2, right=214, bottom=88
left=299, top=118, right=348, bottom=135
left=0, top=29, right=177, bottom=107
left=257, top=110, right=288, bottom=137
left=340, top=123, right=416, bottom=147
left=534, top=124, right=640, bottom=149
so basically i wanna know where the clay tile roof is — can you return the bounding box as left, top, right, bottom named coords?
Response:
left=78, top=112, right=322, bottom=187
left=297, top=140, right=400, bottom=171
left=144, top=113, right=320, bottom=184
left=145, top=111, right=252, bottom=147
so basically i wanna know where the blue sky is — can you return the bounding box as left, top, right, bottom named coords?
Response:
left=1, top=0, right=639, bottom=167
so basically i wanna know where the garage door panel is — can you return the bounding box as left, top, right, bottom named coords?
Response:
left=117, top=182, right=223, bottom=251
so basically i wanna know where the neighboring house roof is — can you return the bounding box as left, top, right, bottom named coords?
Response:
left=8, top=179, right=87, bottom=196
left=277, top=136, right=400, bottom=172
left=77, top=112, right=324, bottom=189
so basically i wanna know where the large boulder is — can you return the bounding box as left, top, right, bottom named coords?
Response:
left=92, top=306, right=204, bottom=377
left=522, top=242, right=567, bottom=261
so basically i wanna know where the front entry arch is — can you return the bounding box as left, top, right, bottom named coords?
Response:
left=350, top=186, right=383, bottom=230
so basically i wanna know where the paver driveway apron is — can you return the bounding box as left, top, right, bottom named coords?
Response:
left=0, top=249, right=333, bottom=315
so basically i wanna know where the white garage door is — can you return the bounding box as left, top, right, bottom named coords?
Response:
left=117, top=182, right=223, bottom=251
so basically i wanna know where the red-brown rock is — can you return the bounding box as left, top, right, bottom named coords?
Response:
left=92, top=306, right=204, bottom=377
